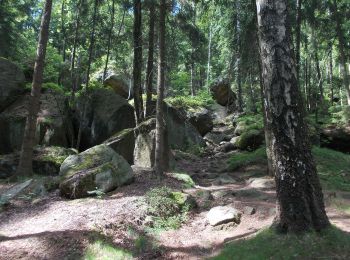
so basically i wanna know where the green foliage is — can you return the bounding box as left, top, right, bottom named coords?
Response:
left=228, top=147, right=267, bottom=170
left=184, top=144, right=206, bottom=156
left=328, top=105, right=350, bottom=126
left=313, top=147, right=350, bottom=191
left=235, top=113, right=264, bottom=131
left=228, top=146, right=350, bottom=191
left=85, top=240, right=132, bottom=260
left=213, top=227, right=350, bottom=260
left=143, top=187, right=190, bottom=230
left=42, top=82, right=65, bottom=94
left=166, top=90, right=214, bottom=110
left=168, top=172, right=195, bottom=188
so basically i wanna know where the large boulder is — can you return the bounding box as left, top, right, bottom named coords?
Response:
left=210, top=79, right=236, bottom=107
left=59, top=144, right=134, bottom=199
left=206, top=205, right=242, bottom=226
left=231, top=129, right=264, bottom=151
left=0, top=58, right=26, bottom=113
left=133, top=118, right=172, bottom=168
left=320, top=125, right=350, bottom=153
left=103, top=75, right=132, bottom=99
left=76, top=88, right=135, bottom=151
left=0, top=146, right=77, bottom=179
left=0, top=89, right=74, bottom=154
left=188, top=108, right=213, bottom=136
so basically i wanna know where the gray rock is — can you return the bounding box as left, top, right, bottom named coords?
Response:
left=0, top=90, right=74, bottom=154
left=0, top=179, right=33, bottom=205
left=244, top=206, right=256, bottom=215
left=0, top=146, right=77, bottom=179
left=103, top=75, right=132, bottom=99
left=207, top=205, right=242, bottom=226
left=104, top=128, right=135, bottom=164
left=210, top=79, right=237, bottom=107
left=59, top=144, right=134, bottom=199
left=75, top=88, right=135, bottom=151
left=248, top=177, right=275, bottom=189
left=0, top=58, right=25, bottom=113
left=188, top=109, right=213, bottom=136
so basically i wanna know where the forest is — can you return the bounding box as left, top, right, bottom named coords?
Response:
left=0, top=0, right=350, bottom=259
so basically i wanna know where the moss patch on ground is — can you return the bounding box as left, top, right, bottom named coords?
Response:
left=213, top=226, right=350, bottom=260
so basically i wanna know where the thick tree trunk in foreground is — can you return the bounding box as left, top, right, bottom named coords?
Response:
left=145, top=3, right=155, bottom=117
left=133, top=0, right=144, bottom=124
left=15, top=0, right=53, bottom=178
left=155, top=0, right=167, bottom=176
left=256, top=0, right=329, bottom=233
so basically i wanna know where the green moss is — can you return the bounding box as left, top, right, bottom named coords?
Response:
left=228, top=147, right=267, bottom=170
left=84, top=240, right=133, bottom=260
left=168, top=172, right=195, bottom=188
left=235, top=129, right=263, bottom=150
left=213, top=226, right=350, bottom=260
left=165, top=90, right=214, bottom=110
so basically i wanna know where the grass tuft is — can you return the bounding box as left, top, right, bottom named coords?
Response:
left=213, top=226, right=350, bottom=260
left=84, top=240, right=132, bottom=260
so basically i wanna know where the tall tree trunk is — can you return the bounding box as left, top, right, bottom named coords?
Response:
left=206, top=22, right=213, bottom=90
left=256, top=0, right=329, bottom=233
left=103, top=0, right=116, bottom=81
left=70, top=0, right=82, bottom=100
left=76, top=0, right=99, bottom=150
left=190, top=62, right=196, bottom=96
left=145, top=4, right=155, bottom=117
left=330, top=0, right=350, bottom=105
left=133, top=0, right=144, bottom=124
left=58, top=0, right=66, bottom=85
left=155, top=0, right=167, bottom=176
left=329, top=46, right=334, bottom=105
left=295, top=0, right=302, bottom=82
left=15, top=0, right=53, bottom=178
left=249, top=70, right=258, bottom=113
left=235, top=1, right=243, bottom=112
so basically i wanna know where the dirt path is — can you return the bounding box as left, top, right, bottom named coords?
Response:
left=0, top=150, right=349, bottom=260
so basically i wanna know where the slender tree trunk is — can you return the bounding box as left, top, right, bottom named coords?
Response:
left=236, top=2, right=243, bottom=112
left=249, top=70, right=258, bottom=113
left=155, top=0, right=167, bottom=176
left=256, top=0, right=329, bottom=233
left=58, top=0, right=66, bottom=85
left=15, top=0, right=53, bottom=178
left=133, top=0, right=144, bottom=124
left=145, top=4, right=155, bottom=117
left=76, top=0, right=99, bottom=150
left=103, top=0, right=116, bottom=81
left=206, top=23, right=213, bottom=90
left=329, top=46, right=334, bottom=105
left=190, top=63, right=196, bottom=96
left=295, top=0, right=302, bottom=82
left=70, top=0, right=82, bottom=100
left=330, top=0, right=350, bottom=105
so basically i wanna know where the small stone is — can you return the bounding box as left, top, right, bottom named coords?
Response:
left=207, top=205, right=242, bottom=226
left=244, top=206, right=256, bottom=215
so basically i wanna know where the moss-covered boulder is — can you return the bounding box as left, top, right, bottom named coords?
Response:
left=0, top=146, right=77, bottom=179
left=104, top=128, right=135, bottom=164
left=231, top=129, right=264, bottom=151
left=59, top=144, right=134, bottom=199
left=0, top=58, right=26, bottom=113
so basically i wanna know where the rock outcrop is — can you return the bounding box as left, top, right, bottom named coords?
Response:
left=0, top=58, right=26, bottom=113
left=59, top=144, right=134, bottom=199
left=103, top=75, right=132, bottom=99
left=188, top=108, right=213, bottom=136
left=210, top=79, right=236, bottom=107
left=320, top=125, right=350, bottom=153
left=75, top=88, right=135, bottom=151
left=0, top=146, right=77, bottom=179
left=0, top=90, right=74, bottom=154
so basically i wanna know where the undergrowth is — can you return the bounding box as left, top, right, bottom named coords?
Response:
left=213, top=226, right=350, bottom=260
left=166, top=90, right=214, bottom=110
left=228, top=146, right=350, bottom=191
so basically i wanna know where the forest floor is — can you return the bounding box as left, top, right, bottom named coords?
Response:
left=0, top=145, right=350, bottom=260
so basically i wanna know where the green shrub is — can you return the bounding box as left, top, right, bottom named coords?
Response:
left=143, top=187, right=191, bottom=230
left=166, top=90, right=214, bottom=110
left=168, top=172, right=195, bottom=188
left=42, top=82, right=64, bottom=93
left=228, top=147, right=267, bottom=170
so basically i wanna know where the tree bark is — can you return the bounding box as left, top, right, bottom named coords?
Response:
left=295, top=0, right=302, bottom=82
left=155, top=0, right=167, bottom=176
left=103, top=0, right=116, bottom=81
left=76, top=0, right=99, bottom=150
left=15, top=0, right=53, bottom=178
left=256, top=0, right=329, bottom=233
left=70, top=0, right=82, bottom=100
left=145, top=3, right=155, bottom=117
left=235, top=1, right=243, bottom=112
left=329, top=46, right=334, bottom=105
left=206, top=22, right=213, bottom=90
left=330, top=0, right=350, bottom=105
left=58, top=0, right=66, bottom=85
left=133, top=0, right=144, bottom=124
